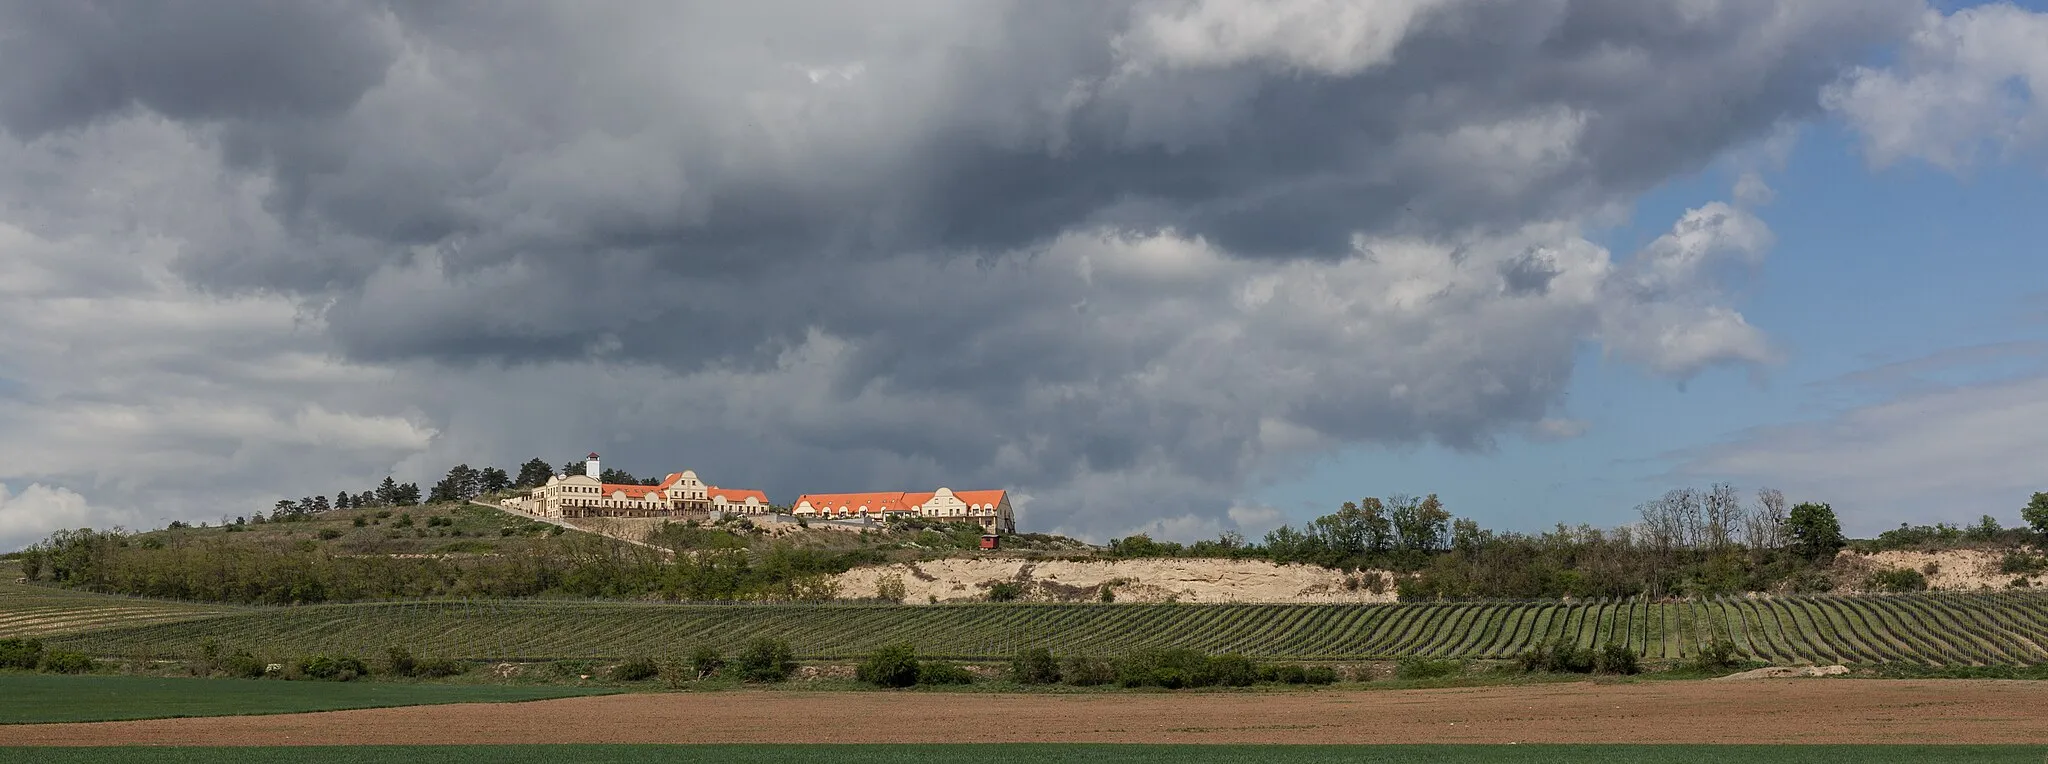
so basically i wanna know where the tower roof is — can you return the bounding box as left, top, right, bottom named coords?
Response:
left=587, top=452, right=600, bottom=459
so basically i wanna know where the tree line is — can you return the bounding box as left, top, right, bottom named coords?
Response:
left=1105, top=484, right=1875, bottom=598
left=267, top=456, right=675, bottom=520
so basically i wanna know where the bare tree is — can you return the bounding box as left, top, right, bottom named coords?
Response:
left=1705, top=482, right=1744, bottom=554
left=1747, top=487, right=1787, bottom=550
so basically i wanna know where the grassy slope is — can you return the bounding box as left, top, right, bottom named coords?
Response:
left=44, top=593, right=2048, bottom=665
left=3, top=745, right=2042, bottom=764
left=0, top=675, right=618, bottom=724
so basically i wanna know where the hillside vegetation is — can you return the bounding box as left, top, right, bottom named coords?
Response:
left=0, top=562, right=238, bottom=638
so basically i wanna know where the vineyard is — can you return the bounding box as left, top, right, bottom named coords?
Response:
left=0, top=575, right=244, bottom=638
left=34, top=592, right=2048, bottom=666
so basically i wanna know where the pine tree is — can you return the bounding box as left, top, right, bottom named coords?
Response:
left=334, top=493, right=352, bottom=510
left=480, top=467, right=511, bottom=494
left=377, top=476, right=400, bottom=506
left=514, top=458, right=554, bottom=489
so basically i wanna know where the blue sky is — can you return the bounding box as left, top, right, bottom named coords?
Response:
left=1260, top=121, right=2048, bottom=538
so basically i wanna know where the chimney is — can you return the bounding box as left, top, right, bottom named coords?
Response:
left=586, top=453, right=601, bottom=479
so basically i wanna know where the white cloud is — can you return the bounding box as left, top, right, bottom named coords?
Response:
left=1825, top=3, right=2048, bottom=170
left=0, top=483, right=128, bottom=550
left=1680, top=370, right=2048, bottom=534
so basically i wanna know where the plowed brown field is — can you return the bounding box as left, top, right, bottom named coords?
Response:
left=5, top=680, right=2045, bottom=746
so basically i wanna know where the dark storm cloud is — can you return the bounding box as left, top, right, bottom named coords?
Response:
left=0, top=0, right=1946, bottom=539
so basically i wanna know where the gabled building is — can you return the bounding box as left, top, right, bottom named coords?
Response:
left=517, top=453, right=770, bottom=519
left=791, top=487, right=1016, bottom=535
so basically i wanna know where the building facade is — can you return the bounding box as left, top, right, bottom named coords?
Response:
left=512, top=453, right=769, bottom=519
left=791, top=487, right=1016, bottom=534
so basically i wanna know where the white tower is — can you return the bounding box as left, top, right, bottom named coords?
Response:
left=585, top=452, right=601, bottom=479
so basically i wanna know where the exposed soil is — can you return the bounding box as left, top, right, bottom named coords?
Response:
left=1836, top=549, right=2039, bottom=592
left=837, top=558, right=1398, bottom=604
left=6, top=680, right=2045, bottom=746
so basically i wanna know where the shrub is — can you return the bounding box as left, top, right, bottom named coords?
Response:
left=611, top=657, right=660, bottom=682
left=318, top=528, right=344, bottom=540
left=1395, top=658, right=1462, bottom=681
left=1302, top=666, right=1339, bottom=685
left=386, top=646, right=417, bottom=677
left=0, top=638, right=44, bottom=670
left=1867, top=567, right=1928, bottom=592
left=736, top=638, right=796, bottom=682
left=857, top=644, right=922, bottom=688
left=876, top=574, right=907, bottom=604
left=1594, top=642, right=1639, bottom=675
left=690, top=646, right=725, bottom=679
left=985, top=581, right=1026, bottom=602
left=1010, top=647, right=1061, bottom=685
left=353, top=516, right=368, bottom=528
left=1260, top=663, right=1308, bottom=684
left=1114, top=648, right=1208, bottom=689
left=550, top=659, right=598, bottom=679
left=1201, top=653, right=1259, bottom=687
left=1689, top=640, right=1742, bottom=672
left=1518, top=641, right=1596, bottom=674
left=296, top=655, right=370, bottom=681
left=1061, top=656, right=1115, bottom=686
left=2000, top=550, right=2047, bottom=575
left=411, top=657, right=467, bottom=678
left=395, top=514, right=415, bottom=528
left=916, top=661, right=974, bottom=685
left=39, top=651, right=97, bottom=675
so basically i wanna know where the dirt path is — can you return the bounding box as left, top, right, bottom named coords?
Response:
left=5, top=680, right=2046, bottom=746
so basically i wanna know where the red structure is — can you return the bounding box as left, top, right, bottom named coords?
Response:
left=979, top=534, right=1000, bottom=550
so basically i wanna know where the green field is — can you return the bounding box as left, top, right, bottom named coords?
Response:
left=2, top=745, right=2041, bottom=764
left=36, top=592, right=2048, bottom=665
left=0, top=675, right=618, bottom=724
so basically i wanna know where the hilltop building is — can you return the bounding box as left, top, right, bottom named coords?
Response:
left=509, top=453, right=769, bottom=519
left=791, top=488, right=1016, bottom=535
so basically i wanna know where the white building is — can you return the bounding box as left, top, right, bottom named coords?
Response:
left=513, top=453, right=769, bottom=519
left=791, top=487, right=1016, bottom=535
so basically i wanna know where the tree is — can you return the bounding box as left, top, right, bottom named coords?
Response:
left=334, top=493, right=352, bottom=510
left=1967, top=514, right=2002, bottom=542
left=1746, top=488, right=1787, bottom=550
left=376, top=477, right=400, bottom=506
left=430, top=464, right=481, bottom=504
left=394, top=482, right=422, bottom=506
left=274, top=499, right=295, bottom=516
left=479, top=467, right=511, bottom=494
left=2023, top=492, right=2048, bottom=539
left=514, top=458, right=554, bottom=489
left=560, top=460, right=582, bottom=478
left=1786, top=501, right=1846, bottom=562
left=310, top=495, right=330, bottom=514
left=599, top=468, right=639, bottom=485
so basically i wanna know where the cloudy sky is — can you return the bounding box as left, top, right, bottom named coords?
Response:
left=2, top=0, right=2046, bottom=550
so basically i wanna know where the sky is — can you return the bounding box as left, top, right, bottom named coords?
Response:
left=2, top=0, right=2046, bottom=550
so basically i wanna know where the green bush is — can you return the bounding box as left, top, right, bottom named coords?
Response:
left=1395, top=658, right=1462, bottom=680
left=1689, top=639, right=1742, bottom=672
left=1114, top=648, right=1210, bottom=689
left=386, top=646, right=417, bottom=677
left=412, top=657, right=466, bottom=678
left=1010, top=647, right=1061, bottom=685
left=353, top=516, right=368, bottom=528
left=1201, top=653, right=1259, bottom=687
left=610, top=657, right=660, bottom=682
left=916, top=661, right=974, bottom=685
left=1518, top=640, right=1595, bottom=674
left=1259, top=663, right=1308, bottom=684
left=2000, top=550, right=2047, bottom=575
left=736, top=638, right=796, bottom=682
left=1594, top=642, right=1639, bottom=675
left=1867, top=567, right=1928, bottom=592
left=1302, top=666, right=1339, bottom=685
left=296, top=655, right=369, bottom=681
left=0, top=638, right=44, bottom=670
left=222, top=651, right=269, bottom=679
left=984, top=581, right=1026, bottom=602
left=317, top=528, right=344, bottom=540
left=38, top=650, right=97, bottom=675
left=857, top=643, right=921, bottom=688
left=1061, top=656, right=1115, bottom=686
left=690, top=645, right=725, bottom=679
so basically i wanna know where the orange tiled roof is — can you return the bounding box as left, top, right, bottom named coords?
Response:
left=601, top=472, right=683, bottom=500
left=797, top=489, right=1007, bottom=513
left=708, top=487, right=767, bottom=504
